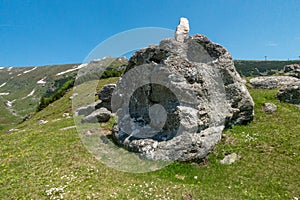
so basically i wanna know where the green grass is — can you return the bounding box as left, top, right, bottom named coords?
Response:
left=0, top=79, right=299, bottom=199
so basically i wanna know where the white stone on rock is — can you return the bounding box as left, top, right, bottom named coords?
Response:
left=175, top=17, right=190, bottom=42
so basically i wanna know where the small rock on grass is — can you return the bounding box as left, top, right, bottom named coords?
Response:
left=220, top=153, right=240, bottom=165
left=262, top=102, right=277, bottom=114
left=6, top=128, right=19, bottom=133
left=182, top=193, right=197, bottom=200
left=60, top=126, right=76, bottom=131
left=38, top=120, right=48, bottom=125
left=81, top=107, right=111, bottom=123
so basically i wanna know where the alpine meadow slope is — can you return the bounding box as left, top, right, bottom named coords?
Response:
left=0, top=77, right=299, bottom=199
left=0, top=57, right=127, bottom=130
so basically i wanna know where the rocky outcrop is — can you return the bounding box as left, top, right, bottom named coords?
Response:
left=262, top=103, right=277, bottom=114
left=98, top=84, right=116, bottom=111
left=249, top=76, right=298, bottom=89
left=75, top=100, right=102, bottom=116
left=284, top=64, right=300, bottom=78
left=110, top=18, right=254, bottom=162
left=81, top=108, right=111, bottom=123
left=277, top=81, right=300, bottom=104
left=76, top=84, right=116, bottom=123
left=98, top=84, right=115, bottom=101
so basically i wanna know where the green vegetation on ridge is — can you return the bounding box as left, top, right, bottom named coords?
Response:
left=234, top=60, right=299, bottom=77
left=36, top=80, right=75, bottom=112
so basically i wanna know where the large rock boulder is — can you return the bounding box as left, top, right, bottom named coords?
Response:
left=111, top=19, right=254, bottom=161
left=277, top=81, right=300, bottom=104
left=249, top=76, right=298, bottom=89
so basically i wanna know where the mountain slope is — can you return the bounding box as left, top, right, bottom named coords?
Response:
left=0, top=57, right=127, bottom=130
left=0, top=64, right=79, bottom=129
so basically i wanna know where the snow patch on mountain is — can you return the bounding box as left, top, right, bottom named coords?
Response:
left=0, top=92, right=9, bottom=96
left=23, top=67, right=37, bottom=74
left=22, top=89, right=35, bottom=99
left=56, top=63, right=87, bottom=76
left=6, top=99, right=16, bottom=107
left=37, top=77, right=47, bottom=84
left=0, top=82, right=7, bottom=88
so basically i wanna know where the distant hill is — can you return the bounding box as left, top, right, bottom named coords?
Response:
left=234, top=60, right=299, bottom=77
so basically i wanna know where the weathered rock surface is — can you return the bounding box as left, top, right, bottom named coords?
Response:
left=75, top=84, right=116, bottom=117
left=262, top=103, right=277, bottom=114
left=284, top=64, right=300, bottom=78
left=81, top=107, right=111, bottom=123
left=111, top=20, right=254, bottom=162
left=284, top=64, right=300, bottom=73
left=75, top=82, right=116, bottom=125
left=249, top=76, right=298, bottom=89
left=98, top=84, right=116, bottom=102
left=277, top=81, right=300, bottom=104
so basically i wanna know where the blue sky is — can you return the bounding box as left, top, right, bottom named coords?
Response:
left=0, top=0, right=299, bottom=67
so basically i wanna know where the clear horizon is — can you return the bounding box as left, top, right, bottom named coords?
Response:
left=0, top=0, right=299, bottom=67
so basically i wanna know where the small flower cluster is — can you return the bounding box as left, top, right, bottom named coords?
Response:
left=45, top=172, right=78, bottom=199
left=109, top=181, right=179, bottom=199
left=45, top=186, right=66, bottom=200
left=60, top=173, right=77, bottom=184
left=244, top=132, right=258, bottom=142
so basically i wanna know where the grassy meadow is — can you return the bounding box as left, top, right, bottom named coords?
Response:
left=0, top=78, right=299, bottom=199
